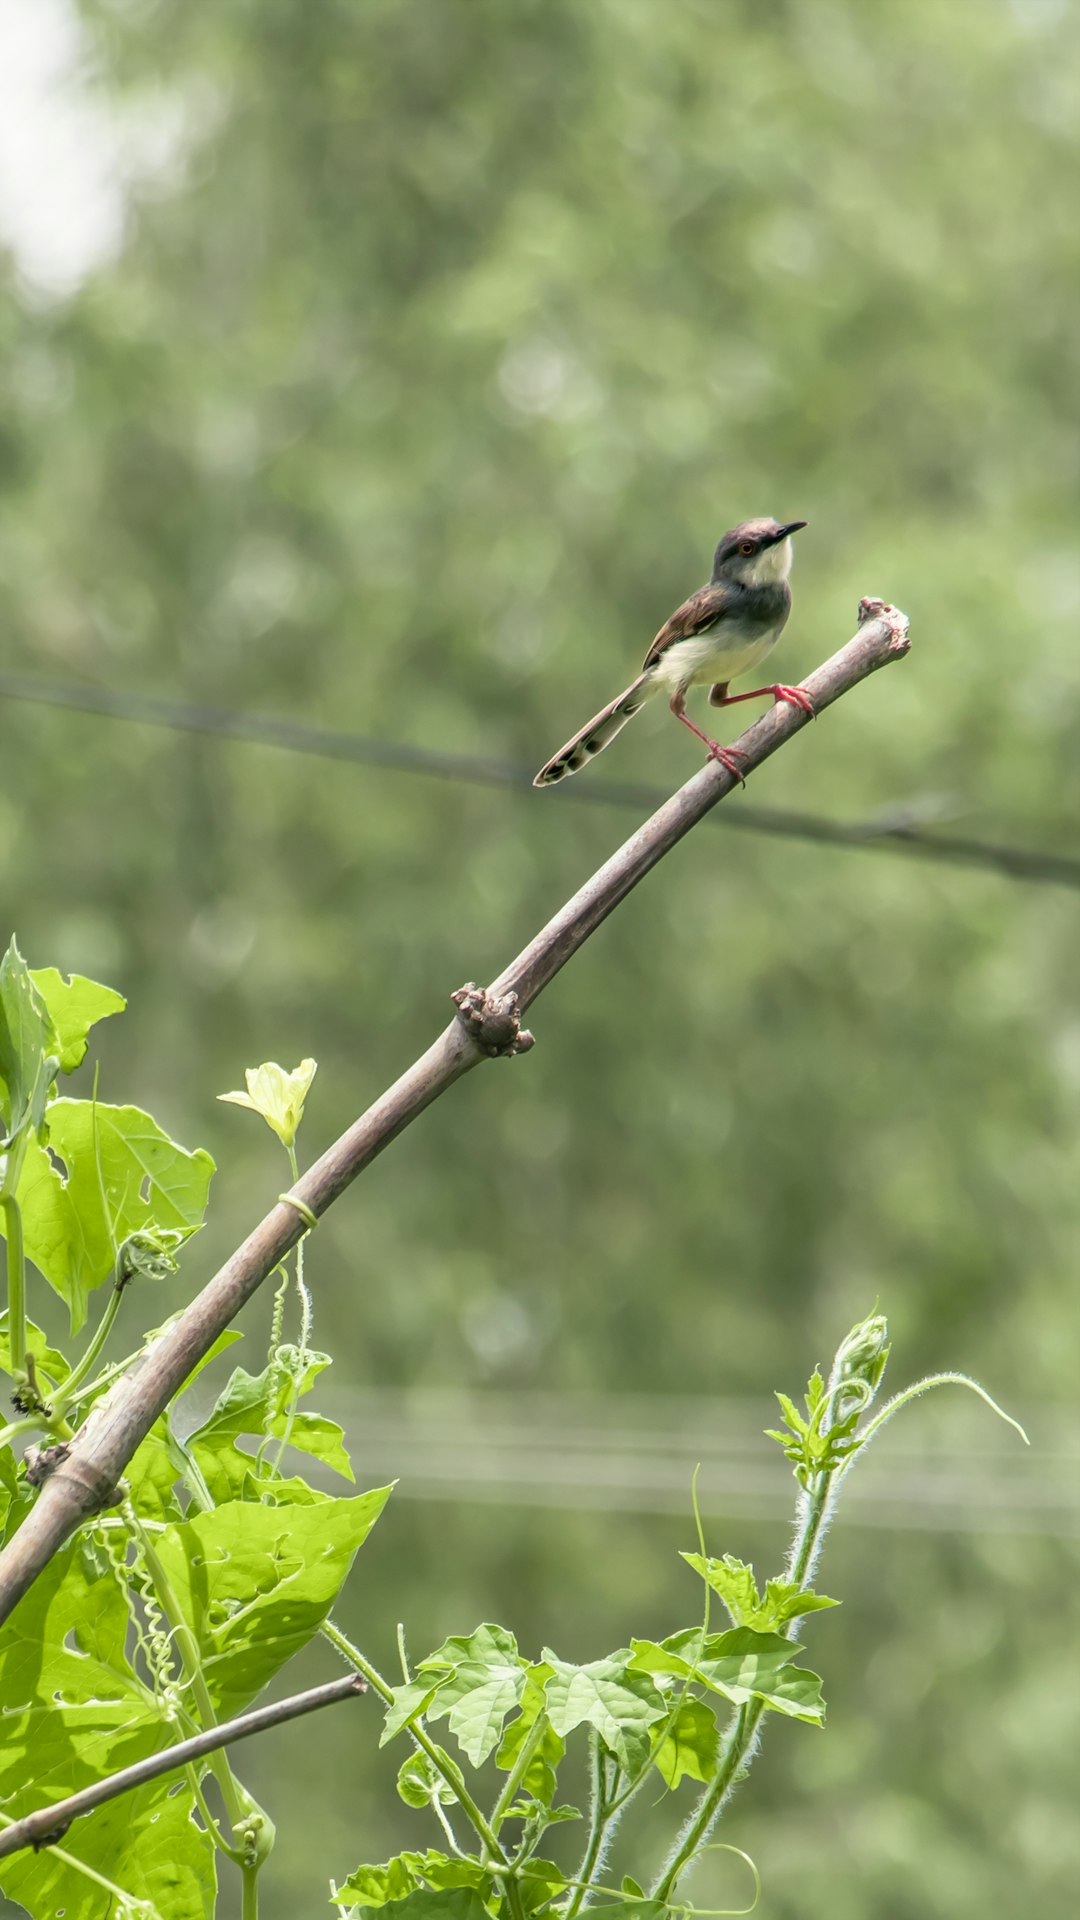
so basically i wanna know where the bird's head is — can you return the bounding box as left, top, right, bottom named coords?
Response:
left=712, top=518, right=807, bottom=588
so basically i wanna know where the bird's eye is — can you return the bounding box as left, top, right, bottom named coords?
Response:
left=739, top=541, right=755, bottom=556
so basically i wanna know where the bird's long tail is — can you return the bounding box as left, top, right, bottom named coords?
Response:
left=533, top=672, right=657, bottom=787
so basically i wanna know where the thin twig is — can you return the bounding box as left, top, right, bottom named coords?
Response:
left=0, top=1674, right=365, bottom=1860
left=0, top=603, right=910, bottom=1626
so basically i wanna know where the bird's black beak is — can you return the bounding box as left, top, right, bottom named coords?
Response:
left=774, top=520, right=807, bottom=542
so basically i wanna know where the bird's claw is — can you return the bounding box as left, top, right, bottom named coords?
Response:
left=706, top=742, right=748, bottom=785
left=772, top=683, right=816, bottom=717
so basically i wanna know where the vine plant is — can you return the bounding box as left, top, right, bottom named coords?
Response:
left=0, top=940, right=1025, bottom=1920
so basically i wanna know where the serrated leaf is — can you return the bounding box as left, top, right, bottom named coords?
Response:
left=17, top=1098, right=214, bottom=1332
left=417, top=1623, right=527, bottom=1766
left=0, top=1541, right=215, bottom=1919
left=153, top=1484, right=391, bottom=1717
left=629, top=1628, right=824, bottom=1725
left=0, top=939, right=58, bottom=1145
left=542, top=1649, right=667, bottom=1777
left=773, top=1390, right=808, bottom=1437
left=29, top=967, right=126, bottom=1075
left=681, top=1553, right=838, bottom=1632
left=652, top=1696, right=720, bottom=1788
left=681, top=1552, right=761, bottom=1627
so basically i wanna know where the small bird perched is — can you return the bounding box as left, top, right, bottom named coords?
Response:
left=533, top=517, right=811, bottom=787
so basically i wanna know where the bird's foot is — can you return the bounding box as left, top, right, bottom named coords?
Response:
left=706, top=741, right=748, bottom=785
left=770, top=683, right=816, bottom=717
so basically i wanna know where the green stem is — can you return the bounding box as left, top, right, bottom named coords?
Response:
left=489, top=1713, right=550, bottom=1836
left=652, top=1461, right=837, bottom=1905
left=1, top=1185, right=27, bottom=1378
left=242, top=1863, right=260, bottom=1920
left=52, top=1284, right=125, bottom=1413
left=320, top=1621, right=510, bottom=1865
left=565, top=1734, right=612, bottom=1920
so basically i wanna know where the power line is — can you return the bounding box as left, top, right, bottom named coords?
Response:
left=291, top=1389, right=1080, bottom=1540
left=2, top=669, right=1079, bottom=890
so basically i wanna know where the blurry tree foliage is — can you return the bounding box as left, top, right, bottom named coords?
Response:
left=0, top=0, right=1078, bottom=1915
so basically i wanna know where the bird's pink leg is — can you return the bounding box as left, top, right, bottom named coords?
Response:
left=669, top=691, right=747, bottom=784
left=713, top=683, right=816, bottom=717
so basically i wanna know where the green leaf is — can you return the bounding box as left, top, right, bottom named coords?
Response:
left=652, top=1696, right=720, bottom=1788
left=0, top=1311, right=70, bottom=1388
left=0, top=1542, right=215, bottom=1919
left=153, top=1484, right=392, bottom=1716
left=399, top=1855, right=493, bottom=1896
left=622, top=1879, right=646, bottom=1899
left=396, top=1748, right=464, bottom=1809
left=680, top=1553, right=838, bottom=1632
left=338, top=1884, right=490, bottom=1920
left=517, top=1858, right=570, bottom=1913
left=16, top=1097, right=214, bottom=1332
left=218, top=1057, right=317, bottom=1149
left=381, top=1677, right=452, bottom=1746
left=188, top=1351, right=353, bottom=1502
left=629, top=1629, right=825, bottom=1725
left=125, top=1412, right=190, bottom=1521
left=29, top=967, right=126, bottom=1075
left=336, top=1857, right=420, bottom=1908
left=0, top=939, right=58, bottom=1145
left=417, top=1623, right=528, bottom=1766
left=541, top=1648, right=667, bottom=1777
left=496, top=1664, right=563, bottom=1805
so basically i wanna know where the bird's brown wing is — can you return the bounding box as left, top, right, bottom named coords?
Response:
left=641, top=583, right=728, bottom=671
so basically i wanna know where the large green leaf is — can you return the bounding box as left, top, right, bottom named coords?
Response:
left=153, top=1484, right=392, bottom=1716
left=16, top=1097, right=214, bottom=1332
left=541, top=1649, right=667, bottom=1776
left=417, top=1623, right=528, bottom=1766
left=28, top=967, right=126, bottom=1076
left=0, top=1541, right=214, bottom=1920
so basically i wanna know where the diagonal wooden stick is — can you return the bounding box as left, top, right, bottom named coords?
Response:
left=0, top=1674, right=365, bottom=1859
left=0, top=601, right=909, bottom=1626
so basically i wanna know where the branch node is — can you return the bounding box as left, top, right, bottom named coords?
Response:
left=23, top=1442, right=70, bottom=1488
left=451, top=983, right=536, bottom=1058
left=858, top=596, right=910, bottom=653
left=24, top=1443, right=123, bottom=1513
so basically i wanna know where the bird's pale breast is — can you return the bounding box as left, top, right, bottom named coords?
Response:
left=649, top=618, right=784, bottom=693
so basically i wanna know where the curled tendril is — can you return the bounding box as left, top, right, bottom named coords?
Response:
left=115, top=1228, right=186, bottom=1290
left=666, top=1843, right=761, bottom=1917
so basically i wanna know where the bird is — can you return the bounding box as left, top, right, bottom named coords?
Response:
left=533, top=517, right=811, bottom=787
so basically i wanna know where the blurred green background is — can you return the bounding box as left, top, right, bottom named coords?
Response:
left=2, top=0, right=1079, bottom=1914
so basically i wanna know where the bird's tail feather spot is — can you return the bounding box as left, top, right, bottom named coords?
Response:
left=533, top=674, right=655, bottom=786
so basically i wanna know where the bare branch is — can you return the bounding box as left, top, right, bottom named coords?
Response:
left=0, top=602, right=909, bottom=1624
left=0, top=1674, right=364, bottom=1860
